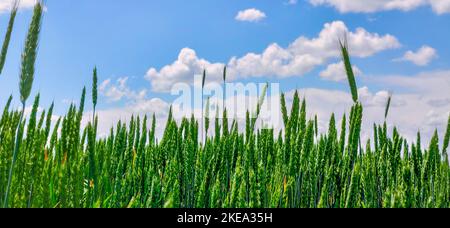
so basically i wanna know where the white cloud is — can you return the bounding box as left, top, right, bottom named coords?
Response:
left=146, top=21, right=400, bottom=92
left=429, top=0, right=450, bottom=14
left=395, top=45, right=437, bottom=66
left=145, top=48, right=227, bottom=92
left=0, top=0, right=36, bottom=14
left=309, top=0, right=450, bottom=14
left=228, top=21, right=399, bottom=78
left=368, top=70, right=450, bottom=96
left=235, top=8, right=267, bottom=22
left=99, top=77, right=147, bottom=102
left=320, top=61, right=362, bottom=82
left=309, top=0, right=425, bottom=13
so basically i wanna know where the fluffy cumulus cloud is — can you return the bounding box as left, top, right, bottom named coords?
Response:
left=309, top=0, right=450, bottom=14
left=146, top=21, right=400, bottom=92
left=145, top=48, right=227, bottom=92
left=235, top=8, right=267, bottom=22
left=429, top=0, right=450, bottom=14
left=0, top=0, right=36, bottom=13
left=99, top=77, right=147, bottom=102
left=320, top=61, right=362, bottom=82
left=395, top=45, right=438, bottom=66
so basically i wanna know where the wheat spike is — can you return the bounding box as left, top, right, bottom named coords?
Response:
left=19, top=1, right=44, bottom=104
left=339, top=37, right=358, bottom=103
left=0, top=0, right=19, bottom=74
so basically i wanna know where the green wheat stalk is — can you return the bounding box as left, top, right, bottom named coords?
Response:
left=0, top=0, right=19, bottom=75
left=201, top=69, right=206, bottom=143
left=251, top=83, right=268, bottom=131
left=339, top=37, right=358, bottom=103
left=205, top=97, right=210, bottom=137
left=443, top=114, right=450, bottom=159
left=223, top=66, right=227, bottom=113
left=385, top=92, right=392, bottom=119
left=3, top=1, right=44, bottom=208
left=92, top=66, right=98, bottom=121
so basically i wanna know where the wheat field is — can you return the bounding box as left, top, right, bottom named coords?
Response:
left=0, top=1, right=449, bottom=208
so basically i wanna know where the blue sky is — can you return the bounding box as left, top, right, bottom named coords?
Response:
left=0, top=0, right=449, bottom=141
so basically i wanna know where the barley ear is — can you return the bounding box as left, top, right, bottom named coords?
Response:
left=252, top=83, right=268, bottom=130
left=205, top=97, right=210, bottom=135
left=443, top=114, right=450, bottom=156
left=92, top=67, right=98, bottom=110
left=92, top=66, right=98, bottom=122
left=339, top=38, right=358, bottom=103
left=78, top=86, right=86, bottom=117
left=201, top=69, right=206, bottom=141
left=256, top=83, right=268, bottom=117
left=280, top=93, right=288, bottom=127
left=223, top=65, right=227, bottom=82
left=0, top=0, right=19, bottom=74
left=384, top=92, right=392, bottom=119
left=314, top=114, right=319, bottom=138
left=202, top=69, right=206, bottom=89
left=223, top=65, right=227, bottom=113
left=19, top=1, right=44, bottom=105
